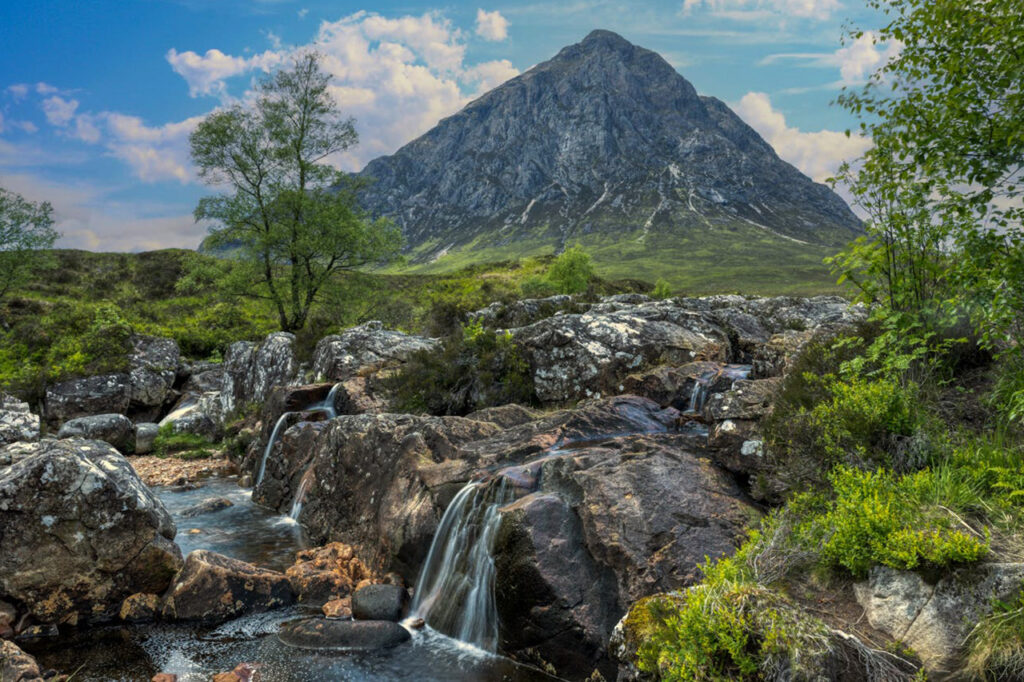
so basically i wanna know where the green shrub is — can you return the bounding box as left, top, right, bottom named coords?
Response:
left=153, top=423, right=216, bottom=457
left=652, top=278, right=673, bottom=299
left=547, top=244, right=594, bottom=295
left=797, top=466, right=988, bottom=577
left=520, top=274, right=558, bottom=299
left=388, top=320, right=537, bottom=415
left=966, top=584, right=1024, bottom=680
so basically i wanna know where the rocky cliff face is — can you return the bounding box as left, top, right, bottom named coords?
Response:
left=358, top=30, right=861, bottom=263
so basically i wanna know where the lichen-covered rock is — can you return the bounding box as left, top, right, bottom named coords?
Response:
left=134, top=422, right=159, bottom=455
left=707, top=418, right=765, bottom=475
left=751, top=329, right=815, bottom=379
left=221, top=332, right=299, bottom=417
left=119, top=592, right=161, bottom=622
left=45, top=374, right=130, bottom=425
left=129, top=335, right=180, bottom=410
left=855, top=563, right=1024, bottom=679
left=0, top=640, right=45, bottom=682
left=0, top=394, right=39, bottom=446
left=311, top=321, right=438, bottom=382
left=161, top=550, right=294, bottom=624
left=471, top=295, right=579, bottom=329
left=0, top=439, right=181, bottom=624
left=465, top=404, right=543, bottom=429
left=57, top=413, right=134, bottom=452
left=285, top=543, right=374, bottom=605
left=703, top=378, right=780, bottom=422
left=0, top=441, right=40, bottom=468
left=159, top=391, right=224, bottom=440
left=621, top=361, right=733, bottom=411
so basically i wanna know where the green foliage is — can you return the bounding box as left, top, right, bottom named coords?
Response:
left=388, top=321, right=537, bottom=415
left=0, top=187, right=60, bottom=303
left=519, top=274, right=558, bottom=299
left=190, top=52, right=402, bottom=332
left=797, top=467, right=988, bottom=577
left=652, top=278, right=673, bottom=299
left=153, top=423, right=216, bottom=457
left=991, top=355, right=1024, bottom=427
left=546, top=243, right=594, bottom=294
left=966, top=584, right=1024, bottom=680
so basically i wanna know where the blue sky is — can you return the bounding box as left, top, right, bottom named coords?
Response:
left=0, top=0, right=895, bottom=251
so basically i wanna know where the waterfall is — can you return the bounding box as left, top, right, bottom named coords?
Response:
left=289, top=466, right=315, bottom=521
left=255, top=412, right=292, bottom=487
left=410, top=478, right=512, bottom=652
left=686, top=379, right=708, bottom=414
left=313, top=382, right=342, bottom=419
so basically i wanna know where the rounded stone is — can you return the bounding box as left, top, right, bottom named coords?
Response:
left=351, top=583, right=409, bottom=622
left=277, top=617, right=411, bottom=651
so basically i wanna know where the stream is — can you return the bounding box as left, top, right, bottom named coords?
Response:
left=23, top=476, right=562, bottom=682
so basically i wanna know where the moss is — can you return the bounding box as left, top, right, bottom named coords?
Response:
left=153, top=424, right=216, bottom=456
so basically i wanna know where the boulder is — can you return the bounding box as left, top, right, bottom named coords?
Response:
left=0, top=442, right=40, bottom=468
left=751, top=330, right=815, bottom=379
left=470, top=295, right=579, bottom=329
left=134, top=422, right=159, bottom=455
left=351, top=584, right=409, bottom=622
left=182, top=367, right=224, bottom=394
left=285, top=543, right=373, bottom=605
left=0, top=439, right=181, bottom=624
left=251, top=420, right=328, bottom=513
left=855, top=563, right=1024, bottom=679
left=621, top=361, right=732, bottom=412
left=0, top=394, right=39, bottom=446
left=45, top=373, right=130, bottom=424
left=278, top=617, right=411, bottom=651
left=707, top=418, right=765, bottom=475
left=0, top=640, right=45, bottom=682
left=129, top=335, right=180, bottom=411
left=57, top=414, right=134, bottom=452
left=161, top=550, right=294, bottom=624
left=179, top=497, right=234, bottom=518
left=703, top=378, right=780, bottom=421
left=119, top=592, right=161, bottom=622
left=221, top=332, right=299, bottom=418
left=159, top=392, right=224, bottom=441
left=311, top=321, right=438, bottom=382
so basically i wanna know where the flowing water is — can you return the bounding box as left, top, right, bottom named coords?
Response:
left=409, top=479, right=513, bottom=652
left=254, top=383, right=341, bottom=488
left=288, top=466, right=316, bottom=521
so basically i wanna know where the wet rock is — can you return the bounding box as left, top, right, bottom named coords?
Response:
left=151, top=674, right=177, bottom=682
left=0, top=640, right=45, bottom=682
left=44, top=374, right=130, bottom=425
left=278, top=617, right=411, bottom=650
left=119, top=593, right=161, bottom=623
left=161, top=550, right=294, bottom=624
left=322, top=598, right=351, bottom=619
left=621, top=361, right=731, bottom=411
left=285, top=542, right=373, bottom=605
left=57, top=414, right=134, bottom=452
left=707, top=418, right=765, bottom=475
left=855, top=563, right=1024, bottom=679
left=251, top=420, right=328, bottom=512
left=129, top=335, right=180, bottom=412
left=0, top=599, right=15, bottom=638
left=129, top=455, right=235, bottom=488
left=0, top=394, right=39, bottom=446
left=703, top=378, right=780, bottom=421
left=211, top=663, right=259, bottom=682
left=311, top=321, right=438, bottom=382
left=352, top=584, right=409, bottom=622
left=179, top=497, right=234, bottom=518
left=465, top=404, right=543, bottom=429
left=134, top=422, right=159, bottom=455
left=0, top=439, right=181, bottom=625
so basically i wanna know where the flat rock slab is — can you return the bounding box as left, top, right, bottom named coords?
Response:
left=278, top=617, right=411, bottom=651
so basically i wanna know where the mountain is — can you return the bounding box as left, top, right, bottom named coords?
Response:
left=356, top=30, right=861, bottom=290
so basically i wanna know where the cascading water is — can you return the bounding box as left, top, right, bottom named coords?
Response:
left=255, top=412, right=292, bottom=487
left=410, top=478, right=513, bottom=652
left=288, top=466, right=315, bottom=521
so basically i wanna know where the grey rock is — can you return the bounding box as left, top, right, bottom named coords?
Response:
left=465, top=404, right=543, bottom=429
left=179, top=496, right=234, bottom=518
left=351, top=584, right=409, bottom=622
left=221, top=332, right=300, bottom=417
left=278, top=617, right=411, bottom=651
left=182, top=367, right=224, bottom=394
left=159, top=391, right=224, bottom=441
left=0, top=439, right=181, bottom=624
left=128, top=335, right=180, bottom=409
left=0, top=394, right=39, bottom=446
left=57, top=413, right=134, bottom=452
left=312, top=321, right=438, bottom=383
left=134, top=422, right=159, bottom=455
left=0, top=442, right=40, bottom=468
left=45, top=373, right=130, bottom=424
left=471, top=295, right=579, bottom=329
left=357, top=31, right=861, bottom=263
left=703, top=378, right=780, bottom=421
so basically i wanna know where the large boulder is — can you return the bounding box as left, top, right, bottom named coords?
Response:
left=128, top=335, right=180, bottom=414
left=56, top=413, right=134, bottom=452
left=161, top=550, right=294, bottom=624
left=285, top=543, right=374, bottom=605
left=351, top=583, right=409, bottom=622
left=311, top=321, right=438, bottom=382
left=0, top=439, right=182, bottom=625
left=44, top=374, right=130, bottom=425
left=855, top=563, right=1024, bottom=679
left=221, top=332, right=299, bottom=418
left=0, top=640, right=45, bottom=682
left=0, top=394, right=39, bottom=446
left=134, top=422, right=159, bottom=455
left=159, top=391, right=224, bottom=440
left=470, top=295, right=579, bottom=329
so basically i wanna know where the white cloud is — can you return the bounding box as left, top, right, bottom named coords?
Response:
left=72, top=115, right=102, bottom=143
left=6, top=83, right=29, bottom=99
left=298, top=8, right=309, bottom=19
left=41, top=96, right=79, bottom=126
left=761, top=31, right=903, bottom=88
left=734, top=92, right=872, bottom=182
left=102, top=113, right=203, bottom=183
left=475, top=9, right=509, bottom=41
left=463, top=59, right=519, bottom=93
left=165, top=47, right=283, bottom=98
left=682, top=0, right=839, bottom=21
left=35, top=82, right=60, bottom=95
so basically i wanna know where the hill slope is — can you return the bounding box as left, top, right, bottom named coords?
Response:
left=357, top=30, right=860, bottom=286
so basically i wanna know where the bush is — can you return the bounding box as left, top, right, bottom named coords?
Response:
left=153, top=423, right=216, bottom=457
left=388, top=320, right=537, bottom=415
left=547, top=244, right=594, bottom=295
left=652, top=278, right=673, bottom=299
left=796, top=466, right=988, bottom=577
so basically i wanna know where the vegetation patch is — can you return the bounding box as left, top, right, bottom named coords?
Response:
left=153, top=424, right=217, bottom=458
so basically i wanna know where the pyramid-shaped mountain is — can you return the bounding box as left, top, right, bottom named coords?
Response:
left=357, top=30, right=861, bottom=286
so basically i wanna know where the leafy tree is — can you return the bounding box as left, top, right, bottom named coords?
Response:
left=832, top=0, right=1024, bottom=355
left=0, top=187, right=59, bottom=302
left=547, top=243, right=594, bottom=294
left=190, top=52, right=402, bottom=332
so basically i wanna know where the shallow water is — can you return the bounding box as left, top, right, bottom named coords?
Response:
left=157, top=476, right=307, bottom=572
left=25, top=476, right=561, bottom=681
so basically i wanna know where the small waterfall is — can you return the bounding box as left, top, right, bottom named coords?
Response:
left=410, top=478, right=512, bottom=652
left=289, top=467, right=315, bottom=521
left=313, top=382, right=342, bottom=419
left=686, top=379, right=708, bottom=415
left=255, top=412, right=292, bottom=487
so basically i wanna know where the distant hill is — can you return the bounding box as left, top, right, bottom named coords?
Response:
left=354, top=29, right=860, bottom=290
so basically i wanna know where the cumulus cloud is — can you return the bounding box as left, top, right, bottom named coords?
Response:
left=298, top=8, right=308, bottom=19
left=475, top=9, right=509, bottom=41
left=761, top=31, right=903, bottom=88
left=734, top=91, right=871, bottom=182
left=165, top=47, right=283, bottom=98
left=5, top=83, right=29, bottom=99
left=41, top=96, right=79, bottom=126
left=682, top=0, right=839, bottom=20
